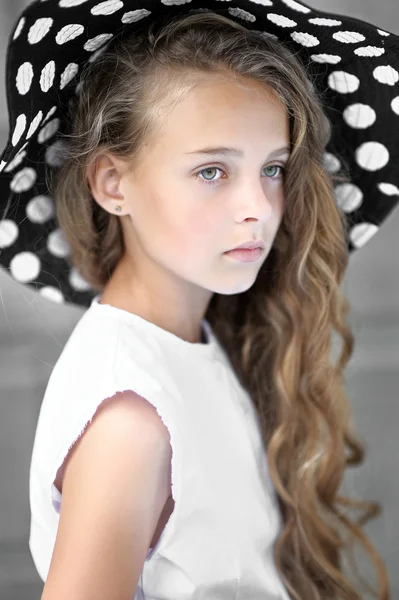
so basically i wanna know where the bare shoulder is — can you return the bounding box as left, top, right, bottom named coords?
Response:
left=54, top=389, right=172, bottom=494
left=43, top=389, right=172, bottom=600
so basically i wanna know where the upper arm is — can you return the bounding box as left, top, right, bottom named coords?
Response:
left=41, top=390, right=173, bottom=600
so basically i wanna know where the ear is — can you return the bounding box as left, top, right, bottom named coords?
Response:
left=86, top=153, right=127, bottom=215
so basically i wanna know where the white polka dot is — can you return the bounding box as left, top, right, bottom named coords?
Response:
left=121, top=9, right=151, bottom=24
left=16, top=62, right=34, bottom=95
left=11, top=114, right=27, bottom=147
left=355, top=141, right=389, bottom=171
left=60, top=63, right=79, bottom=89
left=59, top=0, right=88, bottom=8
left=311, top=54, right=341, bottom=64
left=227, top=8, right=256, bottom=23
left=59, top=0, right=89, bottom=6
left=245, top=0, right=273, bottom=5
left=40, top=61, right=56, bottom=92
left=4, top=150, right=27, bottom=173
left=13, top=17, right=25, bottom=40
left=18, top=141, right=28, bottom=154
left=0, top=220, right=19, bottom=248
left=83, top=33, right=114, bottom=52
left=328, top=70, right=360, bottom=94
left=334, top=183, right=363, bottom=212
left=26, top=195, right=55, bottom=223
left=42, top=106, right=57, bottom=125
left=10, top=167, right=37, bottom=193
left=377, top=182, right=399, bottom=196
left=281, top=0, right=311, bottom=13
left=267, top=14, right=297, bottom=27
left=0, top=161, right=6, bottom=173
left=56, top=24, right=85, bottom=45
left=45, top=140, right=69, bottom=167
left=91, top=0, right=123, bottom=16
left=343, top=103, right=376, bottom=129
left=26, top=111, right=44, bottom=139
left=69, top=267, right=92, bottom=291
left=250, top=29, right=277, bottom=42
left=28, top=17, right=53, bottom=44
left=39, top=287, right=65, bottom=303
left=290, top=31, right=320, bottom=47
left=391, top=96, right=399, bottom=115
left=377, top=29, right=390, bottom=37
left=332, top=31, right=366, bottom=44
left=373, top=65, right=399, bottom=86
left=354, top=46, right=385, bottom=58
left=308, top=18, right=342, bottom=26
left=349, top=223, right=379, bottom=249
left=37, top=118, right=60, bottom=143
left=47, top=228, right=71, bottom=258
left=88, top=45, right=108, bottom=63
left=323, top=152, right=341, bottom=174
left=10, top=252, right=41, bottom=283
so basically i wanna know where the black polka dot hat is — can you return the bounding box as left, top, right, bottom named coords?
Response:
left=0, top=0, right=398, bottom=308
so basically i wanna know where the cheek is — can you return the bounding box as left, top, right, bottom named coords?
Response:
left=172, top=217, right=210, bottom=258
left=187, top=210, right=214, bottom=237
left=166, top=203, right=217, bottom=254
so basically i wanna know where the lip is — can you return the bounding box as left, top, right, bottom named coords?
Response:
left=227, top=240, right=265, bottom=251
left=224, top=247, right=264, bottom=263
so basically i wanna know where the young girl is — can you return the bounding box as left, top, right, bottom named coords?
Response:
left=0, top=1, right=398, bottom=599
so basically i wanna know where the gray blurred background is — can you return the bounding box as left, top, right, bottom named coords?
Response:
left=0, top=0, right=398, bottom=599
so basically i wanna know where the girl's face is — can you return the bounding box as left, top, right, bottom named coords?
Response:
left=90, top=75, right=290, bottom=336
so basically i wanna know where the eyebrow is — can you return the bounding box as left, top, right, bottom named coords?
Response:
left=184, top=145, right=291, bottom=159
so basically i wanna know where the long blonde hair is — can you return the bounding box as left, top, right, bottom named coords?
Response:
left=51, top=10, right=390, bottom=599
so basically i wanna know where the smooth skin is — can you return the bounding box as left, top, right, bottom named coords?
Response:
left=91, top=74, right=290, bottom=343
left=42, top=75, right=290, bottom=600
left=41, top=392, right=172, bottom=600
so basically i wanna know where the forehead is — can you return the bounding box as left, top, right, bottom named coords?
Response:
left=151, top=78, right=289, bottom=156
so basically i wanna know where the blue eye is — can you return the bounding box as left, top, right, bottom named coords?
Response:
left=194, top=164, right=285, bottom=186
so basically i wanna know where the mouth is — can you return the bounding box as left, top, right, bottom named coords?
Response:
left=227, top=240, right=265, bottom=251
left=223, top=246, right=264, bottom=263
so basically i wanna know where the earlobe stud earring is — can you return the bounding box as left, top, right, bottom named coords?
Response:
left=115, top=205, right=122, bottom=212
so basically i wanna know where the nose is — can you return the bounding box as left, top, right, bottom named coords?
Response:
left=235, top=178, right=275, bottom=220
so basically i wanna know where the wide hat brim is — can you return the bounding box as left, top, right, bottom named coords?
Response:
left=0, top=0, right=398, bottom=309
